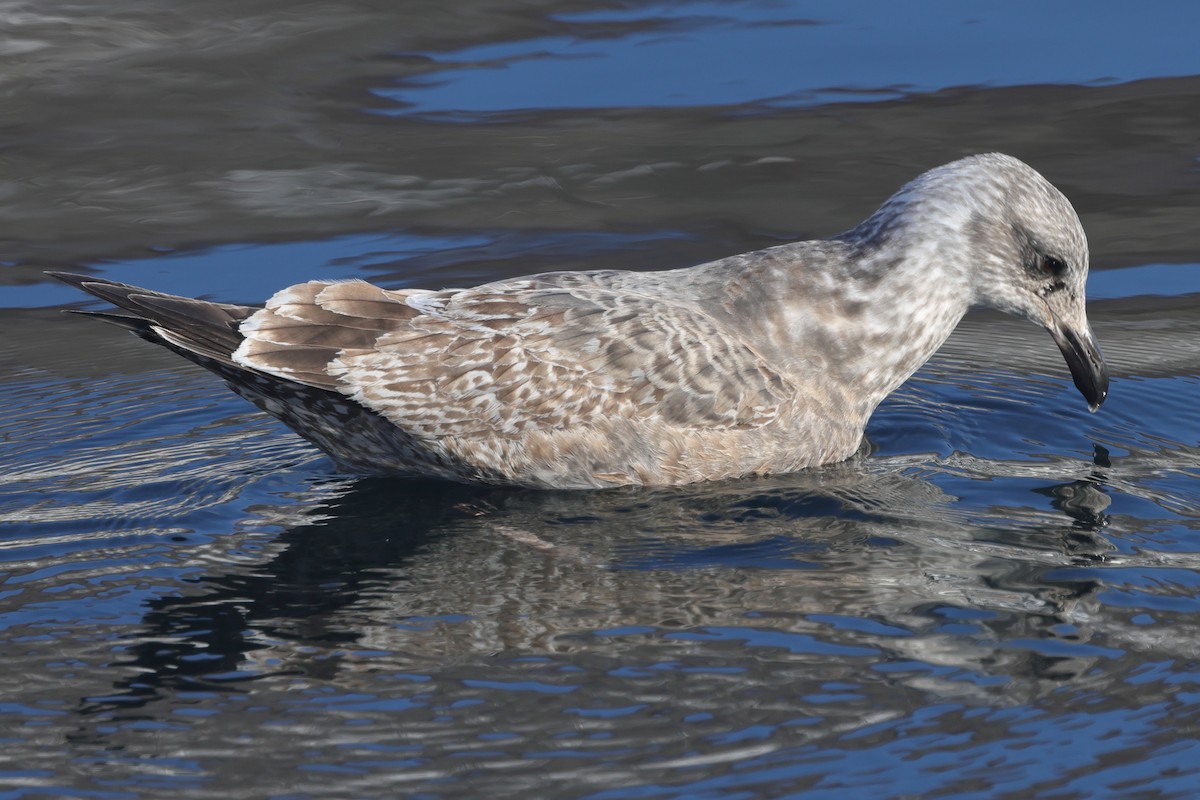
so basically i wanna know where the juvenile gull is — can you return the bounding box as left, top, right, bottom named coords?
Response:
left=52, top=153, right=1108, bottom=489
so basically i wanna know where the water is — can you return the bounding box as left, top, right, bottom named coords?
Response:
left=3, top=1, right=1200, bottom=796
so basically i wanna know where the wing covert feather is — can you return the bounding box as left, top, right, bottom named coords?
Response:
left=235, top=276, right=793, bottom=439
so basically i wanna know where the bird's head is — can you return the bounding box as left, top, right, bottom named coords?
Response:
left=895, top=153, right=1109, bottom=411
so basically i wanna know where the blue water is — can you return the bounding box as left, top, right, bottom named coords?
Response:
left=376, top=0, right=1200, bottom=115
left=3, top=1, right=1200, bottom=797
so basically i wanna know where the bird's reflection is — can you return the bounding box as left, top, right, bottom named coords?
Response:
left=1030, top=444, right=1113, bottom=570
left=76, top=478, right=499, bottom=716
left=1033, top=444, right=1113, bottom=531
left=76, top=453, right=1135, bottom=726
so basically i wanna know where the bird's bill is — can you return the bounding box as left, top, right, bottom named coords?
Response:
left=1049, top=321, right=1109, bottom=412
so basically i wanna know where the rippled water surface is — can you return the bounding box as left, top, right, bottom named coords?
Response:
left=3, top=1, right=1200, bottom=797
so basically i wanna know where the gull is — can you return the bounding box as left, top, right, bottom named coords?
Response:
left=51, top=153, right=1108, bottom=489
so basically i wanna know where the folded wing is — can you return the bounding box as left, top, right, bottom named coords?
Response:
left=233, top=273, right=793, bottom=440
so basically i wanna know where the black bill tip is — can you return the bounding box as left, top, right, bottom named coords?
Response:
left=1052, top=325, right=1109, bottom=412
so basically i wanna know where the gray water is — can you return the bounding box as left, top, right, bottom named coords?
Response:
left=3, top=1, right=1200, bottom=797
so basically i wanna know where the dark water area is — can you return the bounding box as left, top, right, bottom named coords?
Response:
left=3, top=1, right=1200, bottom=797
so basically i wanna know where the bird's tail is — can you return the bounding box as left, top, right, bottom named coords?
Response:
left=48, top=271, right=429, bottom=475
left=47, top=272, right=256, bottom=366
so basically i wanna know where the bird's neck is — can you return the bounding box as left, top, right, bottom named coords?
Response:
left=743, top=228, right=973, bottom=423
left=827, top=236, right=971, bottom=418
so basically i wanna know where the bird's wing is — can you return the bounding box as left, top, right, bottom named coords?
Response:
left=233, top=274, right=793, bottom=439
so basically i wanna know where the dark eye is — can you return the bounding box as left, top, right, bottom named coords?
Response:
left=1042, top=255, right=1068, bottom=276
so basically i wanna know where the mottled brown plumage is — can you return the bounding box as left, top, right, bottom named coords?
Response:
left=52, top=154, right=1108, bottom=488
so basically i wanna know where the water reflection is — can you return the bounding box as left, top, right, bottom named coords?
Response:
left=1033, top=445, right=1112, bottom=533
left=46, top=450, right=1200, bottom=795
left=83, top=455, right=1127, bottom=710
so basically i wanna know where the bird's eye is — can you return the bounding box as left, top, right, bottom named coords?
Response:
left=1042, top=255, right=1068, bottom=276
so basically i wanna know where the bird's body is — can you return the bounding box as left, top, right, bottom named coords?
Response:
left=53, top=153, right=1108, bottom=489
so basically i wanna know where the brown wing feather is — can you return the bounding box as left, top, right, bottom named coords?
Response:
left=234, top=280, right=413, bottom=390
left=234, top=276, right=793, bottom=440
